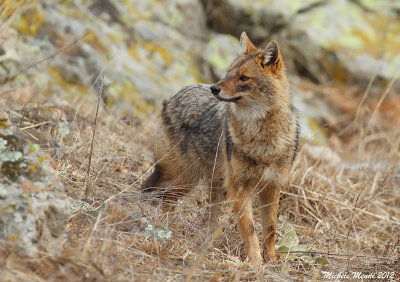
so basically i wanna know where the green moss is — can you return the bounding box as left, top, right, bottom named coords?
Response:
left=30, top=144, right=40, bottom=153
left=0, top=138, right=23, bottom=162
left=2, top=203, right=16, bottom=214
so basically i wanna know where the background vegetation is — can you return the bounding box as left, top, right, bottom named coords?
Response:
left=0, top=0, right=399, bottom=280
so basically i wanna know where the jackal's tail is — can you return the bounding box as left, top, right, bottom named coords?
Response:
left=141, top=164, right=162, bottom=193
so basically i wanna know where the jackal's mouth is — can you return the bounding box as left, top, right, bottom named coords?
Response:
left=213, top=92, right=242, bottom=102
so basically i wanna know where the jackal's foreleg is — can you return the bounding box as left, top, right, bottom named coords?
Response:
left=228, top=178, right=262, bottom=266
left=258, top=182, right=280, bottom=262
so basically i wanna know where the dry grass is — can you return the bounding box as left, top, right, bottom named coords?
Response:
left=1, top=80, right=399, bottom=281
left=1, top=1, right=399, bottom=280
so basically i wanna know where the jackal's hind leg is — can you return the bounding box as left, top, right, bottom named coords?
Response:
left=206, top=179, right=226, bottom=235
left=141, top=163, right=191, bottom=213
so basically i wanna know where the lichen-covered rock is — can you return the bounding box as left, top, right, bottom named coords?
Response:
left=292, top=87, right=332, bottom=146
left=1, top=0, right=208, bottom=116
left=204, top=33, right=240, bottom=80
left=202, top=0, right=400, bottom=90
left=0, top=126, right=70, bottom=256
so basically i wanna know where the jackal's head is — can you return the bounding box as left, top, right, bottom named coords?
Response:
left=210, top=32, right=289, bottom=114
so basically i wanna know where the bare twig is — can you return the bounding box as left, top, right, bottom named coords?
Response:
left=19, top=121, right=51, bottom=131
left=84, top=75, right=104, bottom=197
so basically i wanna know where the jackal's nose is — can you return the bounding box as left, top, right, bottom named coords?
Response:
left=210, top=84, right=221, bottom=95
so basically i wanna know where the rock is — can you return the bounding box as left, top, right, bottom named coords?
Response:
left=202, top=0, right=400, bottom=91
left=0, top=110, right=8, bottom=127
left=203, top=33, right=240, bottom=80
left=127, top=0, right=207, bottom=40
left=1, top=0, right=208, bottom=116
left=302, top=143, right=342, bottom=166
left=0, top=126, right=70, bottom=256
left=292, top=86, right=335, bottom=146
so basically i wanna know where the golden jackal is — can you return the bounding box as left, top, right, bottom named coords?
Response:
left=142, top=32, right=300, bottom=265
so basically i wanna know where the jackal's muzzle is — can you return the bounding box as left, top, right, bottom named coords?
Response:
left=210, top=84, right=242, bottom=102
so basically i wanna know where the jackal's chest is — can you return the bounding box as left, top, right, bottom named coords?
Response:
left=232, top=137, right=285, bottom=166
left=228, top=140, right=291, bottom=188
left=228, top=158, right=288, bottom=189
left=257, top=165, right=287, bottom=186
left=230, top=121, right=288, bottom=159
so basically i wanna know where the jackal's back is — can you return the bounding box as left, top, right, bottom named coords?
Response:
left=157, top=84, right=226, bottom=171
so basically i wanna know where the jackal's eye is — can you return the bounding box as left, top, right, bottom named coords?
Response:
left=239, top=75, right=250, bottom=81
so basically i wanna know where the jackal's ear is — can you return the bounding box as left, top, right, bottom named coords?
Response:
left=262, top=40, right=283, bottom=71
left=239, top=32, right=257, bottom=55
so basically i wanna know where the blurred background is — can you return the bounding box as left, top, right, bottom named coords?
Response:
left=1, top=1, right=400, bottom=280
left=1, top=0, right=400, bottom=149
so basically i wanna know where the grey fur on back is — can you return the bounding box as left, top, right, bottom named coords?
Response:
left=161, top=84, right=227, bottom=167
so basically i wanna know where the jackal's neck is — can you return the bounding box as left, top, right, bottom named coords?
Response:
left=228, top=90, right=291, bottom=127
left=227, top=97, right=293, bottom=155
left=229, top=101, right=289, bottom=128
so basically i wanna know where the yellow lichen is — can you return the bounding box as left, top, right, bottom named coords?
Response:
left=0, top=0, right=25, bottom=20
left=303, top=116, right=329, bottom=146
left=83, top=31, right=109, bottom=53
left=130, top=41, right=172, bottom=67
left=47, top=67, right=89, bottom=98
left=28, top=162, right=39, bottom=173
left=128, top=45, right=141, bottom=61
left=108, top=80, right=155, bottom=118
left=15, top=2, right=46, bottom=36
left=0, top=120, right=7, bottom=128
left=320, top=50, right=350, bottom=84
left=121, top=0, right=140, bottom=20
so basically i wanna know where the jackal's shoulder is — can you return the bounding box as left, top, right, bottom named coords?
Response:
left=160, top=83, right=227, bottom=165
left=163, top=83, right=226, bottom=124
left=168, top=83, right=217, bottom=106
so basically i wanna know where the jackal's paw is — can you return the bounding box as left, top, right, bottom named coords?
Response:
left=249, top=253, right=263, bottom=267
left=262, top=249, right=277, bottom=264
